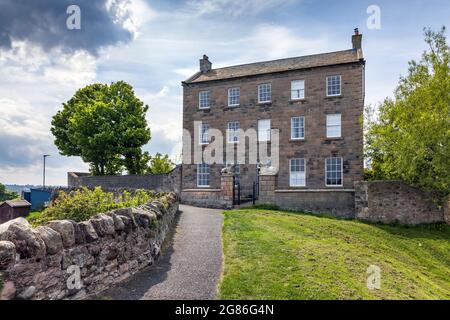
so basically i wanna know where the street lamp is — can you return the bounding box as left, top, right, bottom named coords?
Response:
left=43, top=154, right=50, bottom=189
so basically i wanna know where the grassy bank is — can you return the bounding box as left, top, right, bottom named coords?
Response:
left=219, top=208, right=450, bottom=300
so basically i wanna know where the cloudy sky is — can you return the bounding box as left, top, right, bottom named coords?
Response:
left=0, top=0, right=448, bottom=186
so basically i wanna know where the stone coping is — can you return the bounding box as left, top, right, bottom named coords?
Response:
left=182, top=189, right=222, bottom=192
left=275, top=189, right=355, bottom=193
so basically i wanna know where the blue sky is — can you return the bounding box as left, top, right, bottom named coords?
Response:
left=0, top=0, right=449, bottom=185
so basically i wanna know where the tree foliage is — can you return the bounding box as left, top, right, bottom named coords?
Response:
left=27, top=187, right=171, bottom=226
left=365, top=27, right=450, bottom=192
left=0, top=182, right=19, bottom=202
left=51, top=81, right=151, bottom=175
left=146, top=153, right=175, bottom=174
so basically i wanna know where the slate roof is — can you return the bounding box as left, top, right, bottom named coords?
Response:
left=0, top=199, right=31, bottom=208
left=184, top=49, right=363, bottom=84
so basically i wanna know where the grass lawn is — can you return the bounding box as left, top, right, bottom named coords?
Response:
left=219, top=207, right=450, bottom=300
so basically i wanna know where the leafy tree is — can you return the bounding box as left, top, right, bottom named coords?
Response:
left=365, top=27, right=450, bottom=192
left=0, top=182, right=19, bottom=201
left=147, top=153, right=175, bottom=174
left=51, top=81, right=151, bottom=175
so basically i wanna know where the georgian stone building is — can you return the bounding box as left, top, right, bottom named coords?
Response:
left=181, top=30, right=365, bottom=211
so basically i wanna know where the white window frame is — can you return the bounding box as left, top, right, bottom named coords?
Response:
left=198, top=90, right=210, bottom=109
left=227, top=121, right=240, bottom=144
left=258, top=119, right=271, bottom=142
left=291, top=80, right=305, bottom=100
left=197, top=163, right=210, bottom=187
left=326, top=114, right=341, bottom=138
left=325, top=157, right=343, bottom=187
left=289, top=158, right=306, bottom=187
left=228, top=87, right=240, bottom=107
left=326, top=75, right=341, bottom=97
left=198, top=123, right=210, bottom=145
left=291, top=116, right=305, bottom=140
left=258, top=83, right=271, bottom=103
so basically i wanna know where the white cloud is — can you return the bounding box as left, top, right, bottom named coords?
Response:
left=0, top=98, right=50, bottom=140
left=232, top=24, right=328, bottom=62
left=0, top=40, right=97, bottom=88
left=107, top=0, right=157, bottom=39
left=174, top=68, right=198, bottom=79
left=186, top=0, right=299, bottom=16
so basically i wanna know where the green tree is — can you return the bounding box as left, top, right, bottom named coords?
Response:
left=147, top=153, right=175, bottom=174
left=51, top=81, right=151, bottom=175
left=365, top=27, right=450, bottom=192
left=0, top=183, right=19, bottom=201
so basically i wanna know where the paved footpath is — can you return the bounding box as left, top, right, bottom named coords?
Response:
left=98, top=204, right=224, bottom=300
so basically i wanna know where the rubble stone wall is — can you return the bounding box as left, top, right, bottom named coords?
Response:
left=68, top=165, right=182, bottom=194
left=0, top=195, right=179, bottom=300
left=354, top=181, right=444, bottom=225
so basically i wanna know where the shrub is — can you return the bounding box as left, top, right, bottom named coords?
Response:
left=28, top=187, right=162, bottom=226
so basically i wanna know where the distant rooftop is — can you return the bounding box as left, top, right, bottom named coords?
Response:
left=0, top=199, right=31, bottom=208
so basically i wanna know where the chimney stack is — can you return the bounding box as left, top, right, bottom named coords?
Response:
left=352, top=28, right=362, bottom=50
left=200, top=54, right=212, bottom=73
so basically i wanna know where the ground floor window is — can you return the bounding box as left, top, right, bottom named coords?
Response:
left=197, top=163, right=210, bottom=187
left=325, top=157, right=343, bottom=186
left=289, top=158, right=306, bottom=187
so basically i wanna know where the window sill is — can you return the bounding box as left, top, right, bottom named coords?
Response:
left=325, top=95, right=342, bottom=99
left=257, top=101, right=272, bottom=106
left=289, top=99, right=306, bottom=103
left=324, top=137, right=343, bottom=141
left=290, top=138, right=305, bottom=142
left=227, top=104, right=240, bottom=108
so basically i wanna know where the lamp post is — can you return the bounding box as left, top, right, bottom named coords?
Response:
left=43, top=154, right=50, bottom=189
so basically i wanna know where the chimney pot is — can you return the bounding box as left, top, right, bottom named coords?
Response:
left=200, top=54, right=212, bottom=73
left=352, top=28, right=362, bottom=51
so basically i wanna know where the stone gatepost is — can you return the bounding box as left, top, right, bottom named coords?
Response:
left=259, top=168, right=277, bottom=204
left=220, top=172, right=234, bottom=208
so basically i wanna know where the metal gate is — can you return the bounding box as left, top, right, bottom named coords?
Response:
left=232, top=176, right=241, bottom=205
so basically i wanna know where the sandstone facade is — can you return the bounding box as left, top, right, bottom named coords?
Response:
left=181, top=32, right=365, bottom=207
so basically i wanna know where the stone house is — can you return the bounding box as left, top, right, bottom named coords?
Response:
left=181, top=30, right=365, bottom=213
